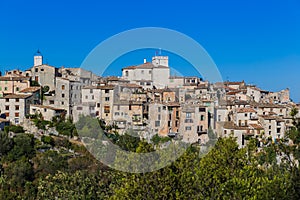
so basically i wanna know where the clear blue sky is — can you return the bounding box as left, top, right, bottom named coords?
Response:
left=0, top=0, right=299, bottom=102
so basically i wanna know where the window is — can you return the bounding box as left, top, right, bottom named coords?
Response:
left=155, top=121, right=160, bottom=127
left=62, top=94, right=65, bottom=98
left=269, top=125, right=271, bottom=129
left=15, top=112, right=19, bottom=117
left=117, top=105, right=120, bottom=110
left=41, top=68, right=44, bottom=72
left=185, top=119, right=193, bottom=123
left=115, top=112, right=120, bottom=116
left=15, top=105, right=19, bottom=110
left=105, top=89, right=109, bottom=93
left=105, top=97, right=110, bottom=101
left=61, top=101, right=64, bottom=105
left=4, top=87, right=7, bottom=91
left=158, top=107, right=161, bottom=112
left=149, top=70, right=152, bottom=74
left=104, top=106, right=110, bottom=113
left=5, top=106, right=9, bottom=110
left=35, top=68, right=38, bottom=72
left=62, top=85, right=65, bottom=90
left=129, top=105, right=132, bottom=110
left=44, top=108, right=47, bottom=112
left=199, top=108, right=206, bottom=112
left=77, top=107, right=83, bottom=110
left=85, top=95, right=88, bottom=99
left=186, top=112, right=191, bottom=118
left=201, top=115, right=205, bottom=121
left=158, top=114, right=161, bottom=120
left=277, top=128, right=281, bottom=133
left=49, top=100, right=54, bottom=105
left=185, top=126, right=191, bottom=131
left=92, top=95, right=94, bottom=100
left=90, top=89, right=93, bottom=93
left=141, top=70, right=144, bottom=74
left=125, top=71, right=128, bottom=76
left=97, top=103, right=100, bottom=108
left=16, top=98, right=19, bottom=102
left=6, top=99, right=9, bottom=102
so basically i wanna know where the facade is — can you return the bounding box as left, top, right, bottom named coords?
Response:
left=0, top=94, right=40, bottom=124
left=30, top=104, right=66, bottom=121
left=122, top=56, right=170, bottom=89
left=0, top=76, right=31, bottom=97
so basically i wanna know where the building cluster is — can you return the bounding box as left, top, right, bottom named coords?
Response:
left=0, top=51, right=299, bottom=147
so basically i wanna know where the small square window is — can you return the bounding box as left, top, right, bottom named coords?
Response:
left=155, top=121, right=160, bottom=127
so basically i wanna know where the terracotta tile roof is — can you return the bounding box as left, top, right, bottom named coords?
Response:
left=224, top=81, right=244, bottom=85
left=0, top=76, right=30, bottom=81
left=122, top=66, right=137, bottom=70
left=258, top=103, right=285, bottom=108
left=83, top=85, right=115, bottom=90
left=196, top=84, right=208, bottom=89
left=259, top=115, right=278, bottom=120
left=249, top=124, right=263, bottom=130
left=223, top=121, right=249, bottom=130
left=20, top=87, right=41, bottom=93
left=107, top=76, right=120, bottom=81
left=122, top=62, right=169, bottom=70
left=31, top=104, right=65, bottom=111
left=163, top=102, right=180, bottom=107
left=121, top=83, right=142, bottom=88
left=227, top=90, right=242, bottom=95
left=3, top=94, right=32, bottom=99
left=236, top=108, right=257, bottom=113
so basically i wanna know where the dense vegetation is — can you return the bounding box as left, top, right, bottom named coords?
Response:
left=0, top=108, right=300, bottom=199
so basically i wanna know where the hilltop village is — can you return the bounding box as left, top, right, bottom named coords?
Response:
left=0, top=51, right=299, bottom=147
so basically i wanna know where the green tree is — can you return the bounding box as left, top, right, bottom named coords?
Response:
left=7, top=134, right=35, bottom=161
left=0, top=131, right=12, bottom=156
left=4, top=157, right=34, bottom=189
left=34, top=150, right=68, bottom=177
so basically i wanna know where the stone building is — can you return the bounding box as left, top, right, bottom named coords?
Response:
left=0, top=94, right=40, bottom=124
left=122, top=56, right=170, bottom=89
left=30, top=104, right=66, bottom=121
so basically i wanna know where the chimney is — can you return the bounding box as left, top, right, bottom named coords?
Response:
left=144, top=58, right=147, bottom=64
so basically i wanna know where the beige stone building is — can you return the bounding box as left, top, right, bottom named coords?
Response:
left=0, top=76, right=31, bottom=97
left=0, top=94, right=39, bottom=124
left=30, top=104, right=66, bottom=121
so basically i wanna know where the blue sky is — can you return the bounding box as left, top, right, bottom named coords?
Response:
left=0, top=0, right=299, bottom=102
